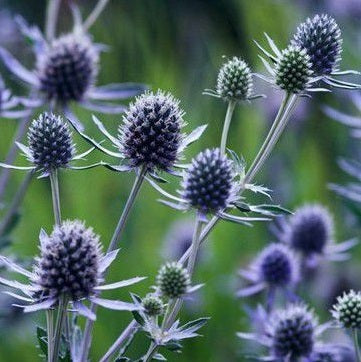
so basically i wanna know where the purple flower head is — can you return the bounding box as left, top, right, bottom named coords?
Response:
left=275, top=204, right=357, bottom=267
left=238, top=243, right=299, bottom=298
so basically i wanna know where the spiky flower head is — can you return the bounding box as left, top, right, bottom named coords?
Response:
left=310, top=349, right=341, bottom=362
left=275, top=45, right=313, bottom=94
left=267, top=304, right=316, bottom=359
left=285, top=204, right=333, bottom=256
left=142, top=294, right=164, bottom=316
left=156, top=262, right=191, bottom=299
left=292, top=14, right=342, bottom=75
left=27, top=112, right=75, bottom=171
left=119, top=90, right=184, bottom=172
left=37, top=33, right=99, bottom=102
left=256, top=243, right=299, bottom=287
left=332, top=290, right=361, bottom=329
left=216, top=57, right=253, bottom=101
left=33, top=220, right=102, bottom=301
left=182, top=148, right=235, bottom=214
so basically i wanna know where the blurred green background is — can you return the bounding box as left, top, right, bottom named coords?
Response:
left=0, top=0, right=360, bottom=361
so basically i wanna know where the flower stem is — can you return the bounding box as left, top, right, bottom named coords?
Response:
left=83, top=0, right=111, bottom=31
left=49, top=168, right=61, bottom=226
left=0, top=170, right=34, bottom=237
left=80, top=166, right=147, bottom=362
left=52, top=295, right=68, bottom=362
left=220, top=100, right=236, bottom=155
left=143, top=342, right=158, bottom=362
left=46, top=309, right=54, bottom=362
left=244, top=93, right=298, bottom=185
left=353, top=329, right=361, bottom=362
left=45, top=0, right=61, bottom=41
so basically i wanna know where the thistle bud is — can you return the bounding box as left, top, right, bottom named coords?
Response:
left=120, top=91, right=184, bottom=171
left=292, top=14, right=342, bottom=75
left=156, top=262, right=190, bottom=299
left=332, top=290, right=361, bottom=329
left=33, top=220, right=101, bottom=301
left=142, top=294, right=164, bottom=316
left=216, top=57, right=253, bottom=101
left=37, top=34, right=98, bottom=102
left=268, top=304, right=315, bottom=359
left=28, top=113, right=75, bottom=171
left=182, top=148, right=235, bottom=214
left=275, top=45, right=313, bottom=94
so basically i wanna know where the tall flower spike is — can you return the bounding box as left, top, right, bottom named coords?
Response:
left=68, top=90, right=207, bottom=179
left=238, top=303, right=329, bottom=361
left=0, top=220, right=145, bottom=319
left=291, top=14, right=360, bottom=90
left=0, top=16, right=147, bottom=129
left=204, top=57, right=264, bottom=102
left=255, top=33, right=329, bottom=95
left=0, top=112, right=99, bottom=177
left=238, top=243, right=299, bottom=298
left=275, top=204, right=357, bottom=267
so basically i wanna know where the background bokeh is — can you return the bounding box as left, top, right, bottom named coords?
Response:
left=0, top=0, right=360, bottom=361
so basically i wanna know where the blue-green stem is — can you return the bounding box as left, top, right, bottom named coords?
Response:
left=52, top=295, right=69, bottom=362
left=49, top=168, right=61, bottom=225
left=45, top=0, right=61, bottom=41
left=83, top=0, right=111, bottom=31
left=220, top=100, right=236, bottom=155
left=353, top=329, right=361, bottom=362
left=80, top=166, right=147, bottom=362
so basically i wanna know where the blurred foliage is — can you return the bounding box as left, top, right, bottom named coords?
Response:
left=0, top=0, right=360, bottom=361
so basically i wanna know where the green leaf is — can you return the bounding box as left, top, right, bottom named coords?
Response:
left=153, top=353, right=167, bottom=360
left=227, top=149, right=246, bottom=176
left=257, top=204, right=292, bottom=215
left=132, top=310, right=145, bottom=326
left=234, top=202, right=251, bottom=212
left=36, top=326, right=48, bottom=358
left=164, top=341, right=183, bottom=353
left=180, top=317, right=210, bottom=332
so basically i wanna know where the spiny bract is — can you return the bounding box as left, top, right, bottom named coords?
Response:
left=28, top=112, right=75, bottom=171
left=156, top=262, right=190, bottom=299
left=33, top=220, right=102, bottom=301
left=119, top=90, right=184, bottom=171
left=258, top=243, right=298, bottom=287
left=182, top=148, right=235, bottom=214
left=268, top=304, right=315, bottom=359
left=332, top=290, right=361, bottom=329
left=37, top=33, right=98, bottom=102
left=285, top=204, right=333, bottom=256
left=275, top=45, right=313, bottom=93
left=142, top=294, right=164, bottom=316
left=292, top=14, right=342, bottom=75
left=216, top=57, right=253, bottom=101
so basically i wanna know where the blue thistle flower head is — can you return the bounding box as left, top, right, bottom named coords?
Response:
left=37, top=33, right=99, bottom=102
left=181, top=148, right=236, bottom=215
left=33, top=220, right=102, bottom=301
left=27, top=112, right=75, bottom=172
left=256, top=243, right=299, bottom=288
left=119, top=90, right=184, bottom=172
left=292, top=14, right=342, bottom=75
left=267, top=304, right=316, bottom=359
left=285, top=204, right=333, bottom=257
